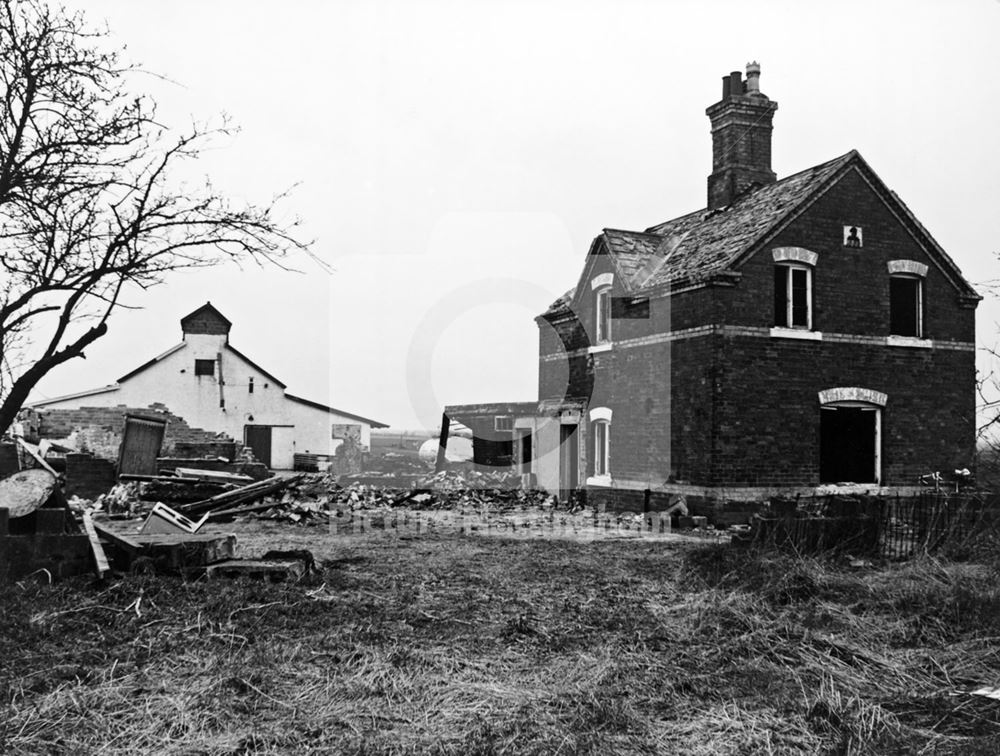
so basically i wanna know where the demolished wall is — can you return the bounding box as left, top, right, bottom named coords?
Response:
left=23, top=404, right=234, bottom=461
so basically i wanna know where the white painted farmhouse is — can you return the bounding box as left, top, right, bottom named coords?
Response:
left=29, top=303, right=387, bottom=468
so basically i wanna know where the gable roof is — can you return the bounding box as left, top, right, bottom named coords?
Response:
left=180, top=302, right=232, bottom=333
left=225, top=344, right=287, bottom=388
left=285, top=394, right=389, bottom=428
left=543, top=150, right=980, bottom=316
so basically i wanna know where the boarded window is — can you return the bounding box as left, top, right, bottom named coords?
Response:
left=494, top=415, right=513, bottom=432
left=774, top=265, right=811, bottom=329
left=890, top=276, right=921, bottom=337
left=194, top=359, right=215, bottom=376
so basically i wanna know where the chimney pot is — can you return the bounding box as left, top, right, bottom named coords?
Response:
left=729, top=71, right=742, bottom=97
left=745, top=61, right=761, bottom=93
left=706, top=61, right=778, bottom=209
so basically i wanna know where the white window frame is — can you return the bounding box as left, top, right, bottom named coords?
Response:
left=775, top=263, right=813, bottom=330
left=494, top=415, right=514, bottom=432
left=589, top=273, right=614, bottom=350
left=595, top=286, right=612, bottom=345
left=592, top=419, right=610, bottom=477
left=888, top=273, right=923, bottom=339
left=587, top=406, right=612, bottom=483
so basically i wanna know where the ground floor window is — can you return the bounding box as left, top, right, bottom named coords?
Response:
left=592, top=419, right=609, bottom=477
left=819, top=405, right=880, bottom=483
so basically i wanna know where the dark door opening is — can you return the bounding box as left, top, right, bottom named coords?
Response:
left=820, top=407, right=877, bottom=483
left=559, top=424, right=578, bottom=497
left=519, top=430, right=532, bottom=474
left=244, top=425, right=273, bottom=468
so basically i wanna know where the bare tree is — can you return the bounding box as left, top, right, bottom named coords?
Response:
left=0, top=1, right=311, bottom=435
left=975, top=259, right=1000, bottom=485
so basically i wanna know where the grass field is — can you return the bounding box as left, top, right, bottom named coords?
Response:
left=3, top=522, right=1000, bottom=754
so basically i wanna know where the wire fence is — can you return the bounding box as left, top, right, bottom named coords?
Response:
left=748, top=492, right=999, bottom=559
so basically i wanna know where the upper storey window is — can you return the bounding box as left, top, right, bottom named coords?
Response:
left=771, top=248, right=818, bottom=331
left=887, top=261, right=928, bottom=338
left=774, top=265, right=812, bottom=329
left=590, top=272, right=614, bottom=346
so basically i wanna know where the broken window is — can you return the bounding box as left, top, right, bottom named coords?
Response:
left=890, top=275, right=922, bottom=337
left=820, top=405, right=880, bottom=484
left=592, top=419, right=609, bottom=477
left=194, top=359, right=214, bottom=377
left=774, top=264, right=812, bottom=329
left=595, top=286, right=612, bottom=344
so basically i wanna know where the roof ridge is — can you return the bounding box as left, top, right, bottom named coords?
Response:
left=602, top=227, right=664, bottom=238
left=645, top=150, right=859, bottom=232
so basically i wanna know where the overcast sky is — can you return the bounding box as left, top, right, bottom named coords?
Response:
left=34, top=0, right=1000, bottom=430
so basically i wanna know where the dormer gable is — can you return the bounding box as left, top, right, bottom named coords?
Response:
left=180, top=302, right=232, bottom=340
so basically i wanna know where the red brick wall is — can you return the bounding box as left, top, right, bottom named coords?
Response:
left=535, top=167, right=977, bottom=493
left=720, top=169, right=975, bottom=341
left=36, top=405, right=233, bottom=461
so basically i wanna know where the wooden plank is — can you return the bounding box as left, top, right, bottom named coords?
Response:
left=174, top=468, right=254, bottom=483
left=15, top=439, right=59, bottom=478
left=118, top=415, right=167, bottom=476
left=179, top=475, right=301, bottom=514
left=91, top=520, right=144, bottom=552
left=203, top=559, right=307, bottom=581
left=82, top=511, right=111, bottom=578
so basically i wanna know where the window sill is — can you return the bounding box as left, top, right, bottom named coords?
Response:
left=586, top=475, right=612, bottom=486
left=588, top=343, right=613, bottom=354
left=886, top=335, right=931, bottom=349
left=769, top=327, right=823, bottom=341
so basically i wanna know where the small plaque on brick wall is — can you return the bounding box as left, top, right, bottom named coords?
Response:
left=843, top=225, right=863, bottom=248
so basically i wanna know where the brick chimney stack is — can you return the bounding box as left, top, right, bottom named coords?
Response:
left=705, top=61, right=778, bottom=209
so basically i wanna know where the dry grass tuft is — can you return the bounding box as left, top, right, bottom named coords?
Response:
left=2, top=528, right=1000, bottom=753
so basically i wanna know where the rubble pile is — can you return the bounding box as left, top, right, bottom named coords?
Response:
left=57, top=468, right=592, bottom=527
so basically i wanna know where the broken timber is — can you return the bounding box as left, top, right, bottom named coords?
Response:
left=92, top=519, right=237, bottom=574
left=178, top=475, right=303, bottom=515
left=82, top=511, right=111, bottom=579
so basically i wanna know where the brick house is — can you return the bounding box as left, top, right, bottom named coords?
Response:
left=28, top=303, right=387, bottom=469
left=443, top=62, right=979, bottom=513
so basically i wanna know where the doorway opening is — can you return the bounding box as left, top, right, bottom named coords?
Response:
left=819, top=405, right=880, bottom=484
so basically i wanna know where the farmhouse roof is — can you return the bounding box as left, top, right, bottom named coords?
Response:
left=543, top=150, right=980, bottom=316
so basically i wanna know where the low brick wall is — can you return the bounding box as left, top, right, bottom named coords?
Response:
left=28, top=405, right=233, bottom=461
left=64, top=453, right=116, bottom=499
left=170, top=441, right=237, bottom=461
